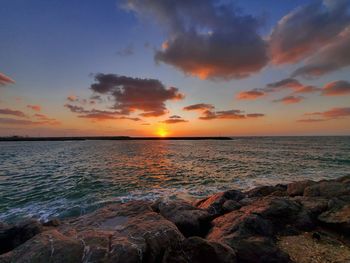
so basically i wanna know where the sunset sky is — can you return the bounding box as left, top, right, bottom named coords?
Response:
left=1, top=0, right=350, bottom=136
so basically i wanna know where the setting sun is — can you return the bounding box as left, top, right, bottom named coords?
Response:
left=157, top=127, right=169, bottom=137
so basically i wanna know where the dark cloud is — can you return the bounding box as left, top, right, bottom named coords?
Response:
left=292, top=26, right=350, bottom=78
left=0, top=108, right=27, bottom=118
left=169, top=115, right=182, bottom=119
left=0, top=72, right=15, bottom=86
left=270, top=0, right=350, bottom=64
left=236, top=90, right=265, bottom=100
left=124, top=0, right=268, bottom=80
left=273, top=95, right=304, bottom=104
left=183, top=103, right=214, bottom=111
left=27, top=105, right=41, bottom=112
left=90, top=74, right=184, bottom=117
left=322, top=80, right=350, bottom=96
left=161, top=117, right=188, bottom=124
left=117, top=44, right=134, bottom=57
left=265, top=78, right=302, bottom=92
left=247, top=113, right=265, bottom=118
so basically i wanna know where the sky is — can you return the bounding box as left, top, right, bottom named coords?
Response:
left=0, top=0, right=350, bottom=137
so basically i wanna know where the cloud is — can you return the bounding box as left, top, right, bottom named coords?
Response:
left=273, top=95, right=304, bottom=104
left=292, top=26, right=350, bottom=78
left=67, top=95, right=78, bottom=102
left=0, top=72, right=15, bottom=86
left=270, top=0, right=350, bottom=64
left=298, top=107, right=350, bottom=123
left=0, top=108, right=27, bottom=118
left=183, top=103, right=265, bottom=120
left=183, top=103, right=214, bottom=111
left=0, top=117, right=59, bottom=126
left=65, top=103, right=141, bottom=122
left=124, top=0, right=268, bottom=80
left=306, top=107, right=350, bottom=119
left=236, top=90, right=265, bottom=100
left=117, top=44, right=134, bottom=57
left=296, top=118, right=326, bottom=123
left=265, top=78, right=302, bottom=92
left=293, top=85, right=320, bottom=94
left=161, top=116, right=188, bottom=124
left=322, top=80, right=350, bottom=96
left=33, top=113, right=61, bottom=125
left=90, top=74, right=184, bottom=117
left=27, top=105, right=41, bottom=112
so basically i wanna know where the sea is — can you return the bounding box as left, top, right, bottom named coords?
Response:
left=0, top=136, right=349, bottom=223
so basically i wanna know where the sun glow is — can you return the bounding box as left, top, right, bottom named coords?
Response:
left=156, top=127, right=169, bottom=137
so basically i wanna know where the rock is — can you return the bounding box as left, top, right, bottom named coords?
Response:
left=318, top=204, right=350, bottom=234
left=163, top=236, right=236, bottom=263
left=152, top=199, right=211, bottom=237
left=0, top=229, right=84, bottom=263
left=195, top=190, right=244, bottom=217
left=0, top=219, right=43, bottom=254
left=245, top=185, right=286, bottom=198
left=222, top=200, right=241, bottom=212
left=287, top=180, right=315, bottom=196
left=292, top=196, right=329, bottom=216
left=234, top=236, right=292, bottom=263
left=43, top=219, right=61, bottom=227
left=304, top=181, right=350, bottom=198
left=2, top=201, right=185, bottom=263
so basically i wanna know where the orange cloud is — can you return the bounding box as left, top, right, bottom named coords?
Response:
left=183, top=103, right=214, bottom=111
left=273, top=95, right=304, bottom=104
left=322, top=80, right=350, bottom=96
left=27, top=105, right=41, bottom=112
left=236, top=90, right=265, bottom=100
left=300, top=107, right=350, bottom=122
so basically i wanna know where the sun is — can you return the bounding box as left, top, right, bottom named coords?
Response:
left=156, top=127, right=169, bottom=137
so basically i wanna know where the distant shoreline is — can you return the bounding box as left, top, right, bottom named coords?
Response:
left=0, top=136, right=232, bottom=142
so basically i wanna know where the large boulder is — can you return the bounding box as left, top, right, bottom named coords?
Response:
left=1, top=201, right=185, bottom=263
left=163, top=236, right=236, bottom=263
left=0, top=229, right=84, bottom=263
left=0, top=219, right=43, bottom=254
left=152, top=199, right=211, bottom=237
left=235, top=237, right=292, bottom=263
left=245, top=185, right=287, bottom=198
left=287, top=180, right=315, bottom=196
left=195, top=190, right=244, bottom=217
left=318, top=204, right=350, bottom=234
left=304, top=181, right=350, bottom=198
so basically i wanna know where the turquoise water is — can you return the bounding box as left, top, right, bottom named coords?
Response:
left=0, top=137, right=349, bottom=222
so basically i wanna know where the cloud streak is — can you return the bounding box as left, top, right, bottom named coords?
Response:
left=0, top=72, right=15, bottom=86
left=0, top=108, right=27, bottom=118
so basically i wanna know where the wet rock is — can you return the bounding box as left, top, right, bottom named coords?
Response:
left=245, top=185, right=286, bottom=198
left=287, top=180, right=315, bottom=196
left=304, top=181, right=350, bottom=198
left=152, top=199, right=211, bottom=237
left=195, top=190, right=244, bottom=217
left=163, top=236, right=236, bottom=263
left=0, top=229, right=84, bottom=263
left=292, top=196, right=329, bottom=216
left=222, top=200, right=241, bottom=212
left=234, top=236, right=292, bottom=263
left=0, top=219, right=43, bottom=254
left=318, top=204, right=350, bottom=234
left=43, top=218, right=61, bottom=227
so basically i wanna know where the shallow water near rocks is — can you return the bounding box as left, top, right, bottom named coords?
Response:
left=0, top=136, right=349, bottom=222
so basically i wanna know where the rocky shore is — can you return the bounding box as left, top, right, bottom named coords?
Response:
left=1, top=176, right=350, bottom=263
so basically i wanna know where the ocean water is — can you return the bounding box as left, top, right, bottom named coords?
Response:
left=0, top=137, right=349, bottom=222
